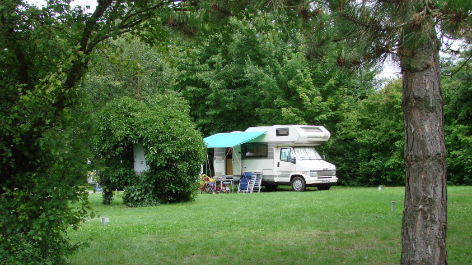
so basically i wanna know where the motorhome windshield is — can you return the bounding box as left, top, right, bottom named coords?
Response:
left=294, top=147, right=323, bottom=160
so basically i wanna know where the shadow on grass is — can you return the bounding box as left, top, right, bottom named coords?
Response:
left=259, top=186, right=325, bottom=193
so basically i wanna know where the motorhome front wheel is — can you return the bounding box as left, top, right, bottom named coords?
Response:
left=291, top=176, right=306, bottom=192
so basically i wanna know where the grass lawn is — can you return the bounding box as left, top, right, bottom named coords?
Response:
left=67, top=186, right=472, bottom=264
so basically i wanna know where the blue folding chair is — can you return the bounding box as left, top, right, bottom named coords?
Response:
left=238, top=172, right=252, bottom=193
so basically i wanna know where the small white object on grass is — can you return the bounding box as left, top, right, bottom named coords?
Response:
left=101, top=217, right=109, bottom=226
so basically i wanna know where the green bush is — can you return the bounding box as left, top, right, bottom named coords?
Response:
left=99, top=160, right=137, bottom=205
left=94, top=95, right=205, bottom=206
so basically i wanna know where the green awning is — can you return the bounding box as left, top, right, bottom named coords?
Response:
left=204, top=131, right=266, bottom=148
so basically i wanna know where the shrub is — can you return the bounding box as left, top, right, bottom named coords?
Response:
left=95, top=94, right=205, bottom=206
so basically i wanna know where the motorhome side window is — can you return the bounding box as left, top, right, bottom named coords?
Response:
left=276, top=128, right=289, bottom=136
left=242, top=143, right=268, bottom=158
left=280, top=148, right=292, bottom=162
left=301, top=126, right=322, bottom=132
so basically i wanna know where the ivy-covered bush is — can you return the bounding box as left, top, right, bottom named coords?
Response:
left=95, top=95, right=205, bottom=206
left=97, top=150, right=137, bottom=205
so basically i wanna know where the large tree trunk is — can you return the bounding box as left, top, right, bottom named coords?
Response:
left=400, top=27, right=448, bottom=264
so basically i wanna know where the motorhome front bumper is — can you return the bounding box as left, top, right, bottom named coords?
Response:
left=305, top=177, right=338, bottom=185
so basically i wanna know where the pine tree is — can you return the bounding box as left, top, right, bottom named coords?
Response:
left=312, top=1, right=471, bottom=263
left=244, top=0, right=471, bottom=263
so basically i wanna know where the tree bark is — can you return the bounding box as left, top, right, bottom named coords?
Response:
left=400, top=27, right=448, bottom=264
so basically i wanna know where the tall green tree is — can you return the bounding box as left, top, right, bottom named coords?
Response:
left=329, top=79, right=404, bottom=186
left=0, top=0, right=205, bottom=262
left=442, top=51, right=472, bottom=185
left=171, top=13, right=377, bottom=136
left=83, top=37, right=175, bottom=108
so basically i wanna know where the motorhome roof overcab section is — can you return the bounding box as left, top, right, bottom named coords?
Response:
left=244, top=125, right=331, bottom=145
left=204, top=125, right=337, bottom=192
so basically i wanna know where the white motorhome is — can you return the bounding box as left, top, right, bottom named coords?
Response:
left=204, top=125, right=337, bottom=191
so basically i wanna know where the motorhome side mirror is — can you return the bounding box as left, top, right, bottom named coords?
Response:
left=287, top=155, right=296, bottom=164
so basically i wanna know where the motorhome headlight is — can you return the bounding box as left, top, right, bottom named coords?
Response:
left=310, top=171, right=318, bottom=177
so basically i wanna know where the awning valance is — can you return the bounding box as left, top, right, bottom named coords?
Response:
left=204, top=131, right=266, bottom=148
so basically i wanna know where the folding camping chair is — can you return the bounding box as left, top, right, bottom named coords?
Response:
left=238, top=172, right=252, bottom=193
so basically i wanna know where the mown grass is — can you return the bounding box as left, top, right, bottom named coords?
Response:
left=67, top=186, right=472, bottom=264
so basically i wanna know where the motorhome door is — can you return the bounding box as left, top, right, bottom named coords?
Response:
left=232, top=145, right=242, bottom=176
left=277, top=147, right=295, bottom=183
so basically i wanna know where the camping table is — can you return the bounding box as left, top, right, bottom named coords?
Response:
left=215, top=176, right=234, bottom=193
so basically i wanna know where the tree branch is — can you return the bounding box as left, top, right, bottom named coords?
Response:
left=444, top=54, right=472, bottom=78
left=2, top=11, right=30, bottom=86
left=63, top=0, right=112, bottom=91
